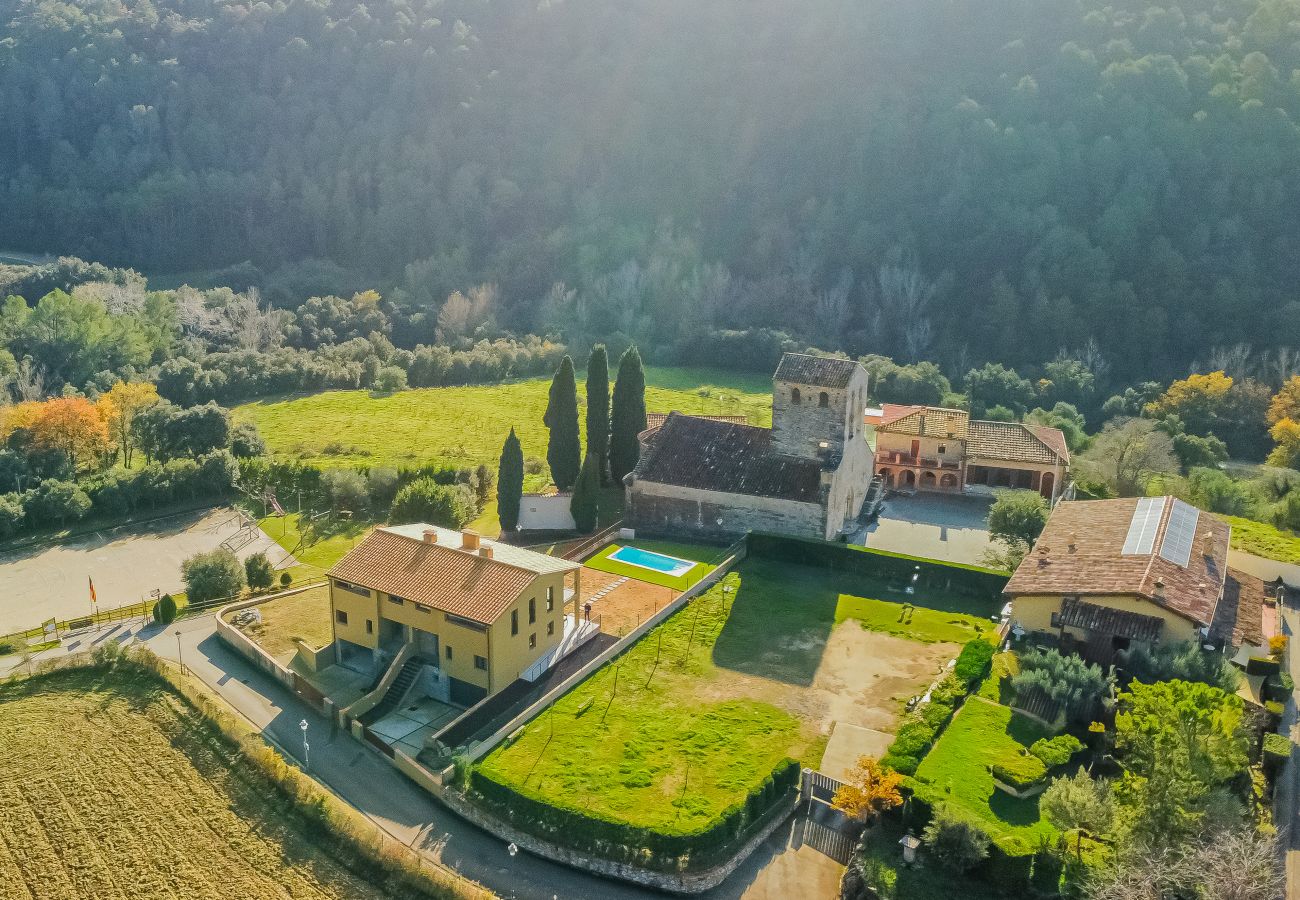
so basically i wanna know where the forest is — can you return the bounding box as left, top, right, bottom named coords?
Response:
left=4, top=0, right=1300, bottom=379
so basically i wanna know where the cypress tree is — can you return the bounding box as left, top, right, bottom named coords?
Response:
left=570, top=451, right=600, bottom=533
left=543, top=355, right=581, bottom=490
left=609, top=345, right=647, bottom=483
left=497, top=427, right=524, bottom=532
left=585, top=344, right=610, bottom=484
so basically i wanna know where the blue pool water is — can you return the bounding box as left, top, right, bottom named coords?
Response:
left=608, top=545, right=697, bottom=577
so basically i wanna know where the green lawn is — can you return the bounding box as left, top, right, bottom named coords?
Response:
left=854, top=821, right=1006, bottom=900
left=234, top=366, right=772, bottom=470
left=835, top=595, right=998, bottom=645
left=583, top=540, right=728, bottom=590
left=476, top=566, right=821, bottom=836
left=1219, top=514, right=1300, bottom=564
left=260, top=512, right=375, bottom=579
left=977, top=651, right=1019, bottom=703
left=911, top=697, right=1056, bottom=854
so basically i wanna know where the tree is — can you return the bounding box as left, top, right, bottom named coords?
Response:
left=373, top=365, right=407, bottom=392
left=922, top=806, right=990, bottom=872
left=964, top=363, right=1035, bottom=417
left=28, top=479, right=91, bottom=525
left=182, top=549, right=246, bottom=604
left=543, top=355, right=581, bottom=490
left=1011, top=647, right=1109, bottom=723
left=570, top=451, right=600, bottom=533
left=390, top=478, right=477, bottom=528
left=1026, top=403, right=1089, bottom=452
left=609, top=346, right=647, bottom=484
left=987, top=490, right=1050, bottom=549
left=498, top=428, right=524, bottom=532
left=97, top=381, right=159, bottom=466
left=1085, top=826, right=1282, bottom=900
left=1123, top=640, right=1240, bottom=693
left=1041, top=767, right=1113, bottom=859
left=30, top=397, right=110, bottom=470
left=244, top=551, right=274, bottom=592
left=1267, top=417, right=1300, bottom=469
left=831, top=755, right=903, bottom=825
left=1080, top=418, right=1178, bottom=496
left=1268, top=374, right=1300, bottom=424
left=152, top=593, right=178, bottom=625
left=1144, top=372, right=1234, bottom=437
left=1171, top=432, right=1228, bottom=471
left=230, top=421, right=266, bottom=458
left=585, top=345, right=610, bottom=483
left=322, top=468, right=368, bottom=513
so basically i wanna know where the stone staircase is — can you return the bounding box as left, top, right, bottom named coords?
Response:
left=361, top=656, right=425, bottom=724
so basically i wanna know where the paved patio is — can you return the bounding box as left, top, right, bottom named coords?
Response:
left=854, top=491, right=994, bottom=566
left=370, top=696, right=462, bottom=756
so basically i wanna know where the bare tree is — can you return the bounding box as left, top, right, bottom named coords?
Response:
left=1086, top=843, right=1190, bottom=900
left=1079, top=417, right=1179, bottom=496
left=13, top=357, right=45, bottom=402
left=226, top=288, right=285, bottom=351
left=1205, top=343, right=1253, bottom=380
left=814, top=268, right=854, bottom=345
left=1074, top=337, right=1112, bottom=383
left=1193, top=826, right=1285, bottom=900
left=72, top=280, right=147, bottom=315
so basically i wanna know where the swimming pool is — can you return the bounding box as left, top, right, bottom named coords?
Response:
left=607, top=545, right=698, bottom=578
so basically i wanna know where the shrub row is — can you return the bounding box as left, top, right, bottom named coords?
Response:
left=745, top=532, right=1009, bottom=600
left=1029, top=734, right=1084, bottom=768
left=880, top=672, right=967, bottom=776
left=953, top=639, right=996, bottom=687
left=470, top=758, right=800, bottom=871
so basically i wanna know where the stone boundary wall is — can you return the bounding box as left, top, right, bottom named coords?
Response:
left=215, top=590, right=312, bottom=690
left=394, top=742, right=799, bottom=895
left=465, top=537, right=748, bottom=763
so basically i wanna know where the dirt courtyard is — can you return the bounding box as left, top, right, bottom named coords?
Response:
left=578, top=565, right=678, bottom=637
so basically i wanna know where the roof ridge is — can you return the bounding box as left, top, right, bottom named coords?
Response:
left=380, top=526, right=548, bottom=578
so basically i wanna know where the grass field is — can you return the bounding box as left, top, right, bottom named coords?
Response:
left=911, top=697, right=1056, bottom=853
left=234, top=366, right=773, bottom=470
left=583, top=540, right=728, bottom=590
left=835, top=594, right=997, bottom=645
left=1219, top=514, right=1300, bottom=564
left=226, top=584, right=334, bottom=661
left=0, top=667, right=397, bottom=899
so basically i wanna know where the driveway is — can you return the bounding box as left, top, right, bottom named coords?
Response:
left=0, top=507, right=291, bottom=635
left=855, top=492, right=994, bottom=566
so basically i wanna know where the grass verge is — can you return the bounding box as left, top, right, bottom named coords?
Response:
left=1219, top=514, right=1300, bottom=565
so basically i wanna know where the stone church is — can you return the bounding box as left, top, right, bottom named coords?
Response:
left=623, top=353, right=871, bottom=542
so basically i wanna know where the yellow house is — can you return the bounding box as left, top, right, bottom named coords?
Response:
left=328, top=524, right=585, bottom=707
left=1005, top=497, right=1270, bottom=665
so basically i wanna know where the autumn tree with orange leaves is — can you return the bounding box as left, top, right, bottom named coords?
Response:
left=832, top=755, right=904, bottom=826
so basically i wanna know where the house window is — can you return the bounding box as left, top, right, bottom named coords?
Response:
left=334, top=580, right=370, bottom=597
left=388, top=595, right=404, bottom=606
left=365, top=619, right=374, bottom=634
left=547, top=621, right=554, bottom=636
left=819, top=391, right=829, bottom=408
left=474, top=655, right=488, bottom=671
left=546, top=586, right=555, bottom=610
left=791, top=387, right=801, bottom=404
left=529, top=597, right=536, bottom=624
left=415, top=603, right=431, bottom=613
left=1050, top=611, right=1061, bottom=629
left=529, top=633, right=537, bottom=649
left=938, top=444, right=946, bottom=454
left=511, top=609, right=519, bottom=636
left=335, top=610, right=348, bottom=625
left=445, top=645, right=453, bottom=661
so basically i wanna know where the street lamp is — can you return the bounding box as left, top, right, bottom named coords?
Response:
left=174, top=630, right=183, bottom=674
left=300, top=719, right=310, bottom=769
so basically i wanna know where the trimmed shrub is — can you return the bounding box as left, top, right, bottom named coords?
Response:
left=279, top=571, right=292, bottom=588
left=1264, top=732, right=1292, bottom=778
left=881, top=753, right=920, bottom=776
left=244, top=552, right=274, bottom=592
left=954, top=639, right=996, bottom=686
left=1029, top=734, right=1085, bottom=768
left=990, top=762, right=1045, bottom=791
left=152, top=593, right=178, bottom=625
left=981, top=844, right=1034, bottom=892
left=930, top=673, right=967, bottom=706
left=1247, top=656, right=1281, bottom=677
left=889, top=720, right=937, bottom=759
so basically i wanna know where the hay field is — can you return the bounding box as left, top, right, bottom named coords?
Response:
left=0, top=668, right=392, bottom=900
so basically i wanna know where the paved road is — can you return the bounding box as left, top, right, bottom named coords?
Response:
left=9, top=615, right=842, bottom=899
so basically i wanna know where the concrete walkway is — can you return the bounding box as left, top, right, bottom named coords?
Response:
left=2, top=615, right=844, bottom=899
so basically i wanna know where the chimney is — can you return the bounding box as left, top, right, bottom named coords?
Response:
left=1153, top=577, right=1165, bottom=600
left=479, top=546, right=494, bottom=559
left=1201, top=531, right=1216, bottom=558
left=1068, top=532, right=1078, bottom=552
left=422, top=529, right=438, bottom=544
left=461, top=530, right=480, bottom=551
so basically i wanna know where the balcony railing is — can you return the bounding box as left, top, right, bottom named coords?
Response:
left=875, top=450, right=961, bottom=470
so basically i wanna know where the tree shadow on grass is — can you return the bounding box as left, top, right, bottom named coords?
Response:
left=987, top=788, right=1045, bottom=829
left=711, top=559, right=836, bottom=687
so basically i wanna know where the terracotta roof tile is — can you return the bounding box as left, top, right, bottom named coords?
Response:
left=968, top=420, right=1068, bottom=465
left=878, top=406, right=970, bottom=438
left=328, top=527, right=565, bottom=624
left=631, top=413, right=824, bottom=503
left=1059, top=597, right=1164, bottom=642
left=1211, top=569, right=1269, bottom=648
left=645, top=413, right=749, bottom=429
left=1005, top=497, right=1232, bottom=628
left=773, top=353, right=860, bottom=389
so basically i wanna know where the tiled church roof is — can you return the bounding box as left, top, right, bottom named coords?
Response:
left=774, top=353, right=859, bottom=389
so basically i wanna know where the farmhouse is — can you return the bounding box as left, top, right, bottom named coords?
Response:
left=871, top=404, right=1070, bottom=501
left=1004, top=497, right=1273, bottom=665
left=624, top=353, right=871, bottom=541
left=328, top=524, right=587, bottom=706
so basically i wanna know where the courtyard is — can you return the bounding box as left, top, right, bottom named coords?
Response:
left=856, top=492, right=995, bottom=566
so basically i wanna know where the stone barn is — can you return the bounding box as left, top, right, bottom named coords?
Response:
left=623, top=353, right=871, bottom=542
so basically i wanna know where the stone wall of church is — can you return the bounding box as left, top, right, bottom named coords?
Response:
left=770, top=368, right=871, bottom=463
left=625, top=480, right=827, bottom=542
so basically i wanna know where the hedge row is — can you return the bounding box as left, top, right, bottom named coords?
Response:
left=745, top=532, right=1009, bottom=599
left=470, top=757, right=800, bottom=871
left=895, top=793, right=1037, bottom=892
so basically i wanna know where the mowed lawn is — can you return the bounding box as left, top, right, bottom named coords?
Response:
left=476, top=567, right=821, bottom=835
left=911, top=697, right=1056, bottom=853
left=1219, top=514, right=1300, bottom=564
left=234, top=366, right=773, bottom=470
left=0, top=668, right=395, bottom=899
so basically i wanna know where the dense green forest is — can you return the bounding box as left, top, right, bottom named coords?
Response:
left=3, top=0, right=1300, bottom=377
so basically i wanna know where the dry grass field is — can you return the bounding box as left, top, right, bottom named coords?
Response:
left=0, top=668, right=394, bottom=900
left=227, top=583, right=334, bottom=662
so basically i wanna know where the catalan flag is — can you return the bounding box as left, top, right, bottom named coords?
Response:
left=88, top=577, right=97, bottom=604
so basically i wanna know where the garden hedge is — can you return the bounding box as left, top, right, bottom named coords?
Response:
left=1029, top=734, right=1084, bottom=768
left=470, top=757, right=800, bottom=871
left=745, top=532, right=1009, bottom=599
left=954, top=639, right=996, bottom=686
left=990, top=762, right=1045, bottom=791
left=1263, top=733, right=1293, bottom=778
left=1246, top=655, right=1281, bottom=677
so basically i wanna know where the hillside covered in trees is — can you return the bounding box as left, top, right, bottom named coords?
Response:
left=3, top=0, right=1300, bottom=378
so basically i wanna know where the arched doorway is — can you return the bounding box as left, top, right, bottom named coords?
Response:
left=940, top=473, right=957, bottom=489
left=920, top=471, right=937, bottom=490
left=902, top=470, right=916, bottom=488
left=878, top=468, right=893, bottom=487
left=1040, top=471, right=1055, bottom=499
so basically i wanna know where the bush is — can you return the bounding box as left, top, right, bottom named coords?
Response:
left=280, top=571, right=292, bottom=588
left=889, top=720, right=937, bottom=758
left=1247, top=655, right=1281, bottom=677
left=1011, top=647, right=1108, bottom=723
left=390, top=478, right=478, bottom=528
left=923, top=806, right=990, bottom=872
left=152, top=593, right=178, bottom=625
left=930, top=673, right=967, bottom=706
left=0, top=492, right=25, bottom=538
left=244, top=552, right=274, bottom=592
left=182, top=548, right=246, bottom=604
left=373, top=365, right=408, bottom=393
left=1263, top=733, right=1292, bottom=777
left=1123, top=640, right=1241, bottom=692
left=990, top=761, right=1046, bottom=791
left=954, top=639, right=996, bottom=686
left=880, top=753, right=920, bottom=776
left=1029, top=734, right=1084, bottom=768
left=322, top=468, right=369, bottom=513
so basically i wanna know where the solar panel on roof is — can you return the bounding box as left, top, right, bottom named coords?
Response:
left=1159, top=499, right=1200, bottom=567
left=1121, top=496, right=1167, bottom=555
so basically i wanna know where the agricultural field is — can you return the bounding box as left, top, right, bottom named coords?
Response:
left=234, top=366, right=772, bottom=470
left=1219, top=514, right=1300, bottom=564
left=0, top=667, right=395, bottom=900
left=476, top=554, right=985, bottom=833
left=225, top=583, right=334, bottom=663
left=911, top=697, right=1057, bottom=853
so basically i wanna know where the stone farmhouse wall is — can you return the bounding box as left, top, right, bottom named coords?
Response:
left=627, top=480, right=826, bottom=542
